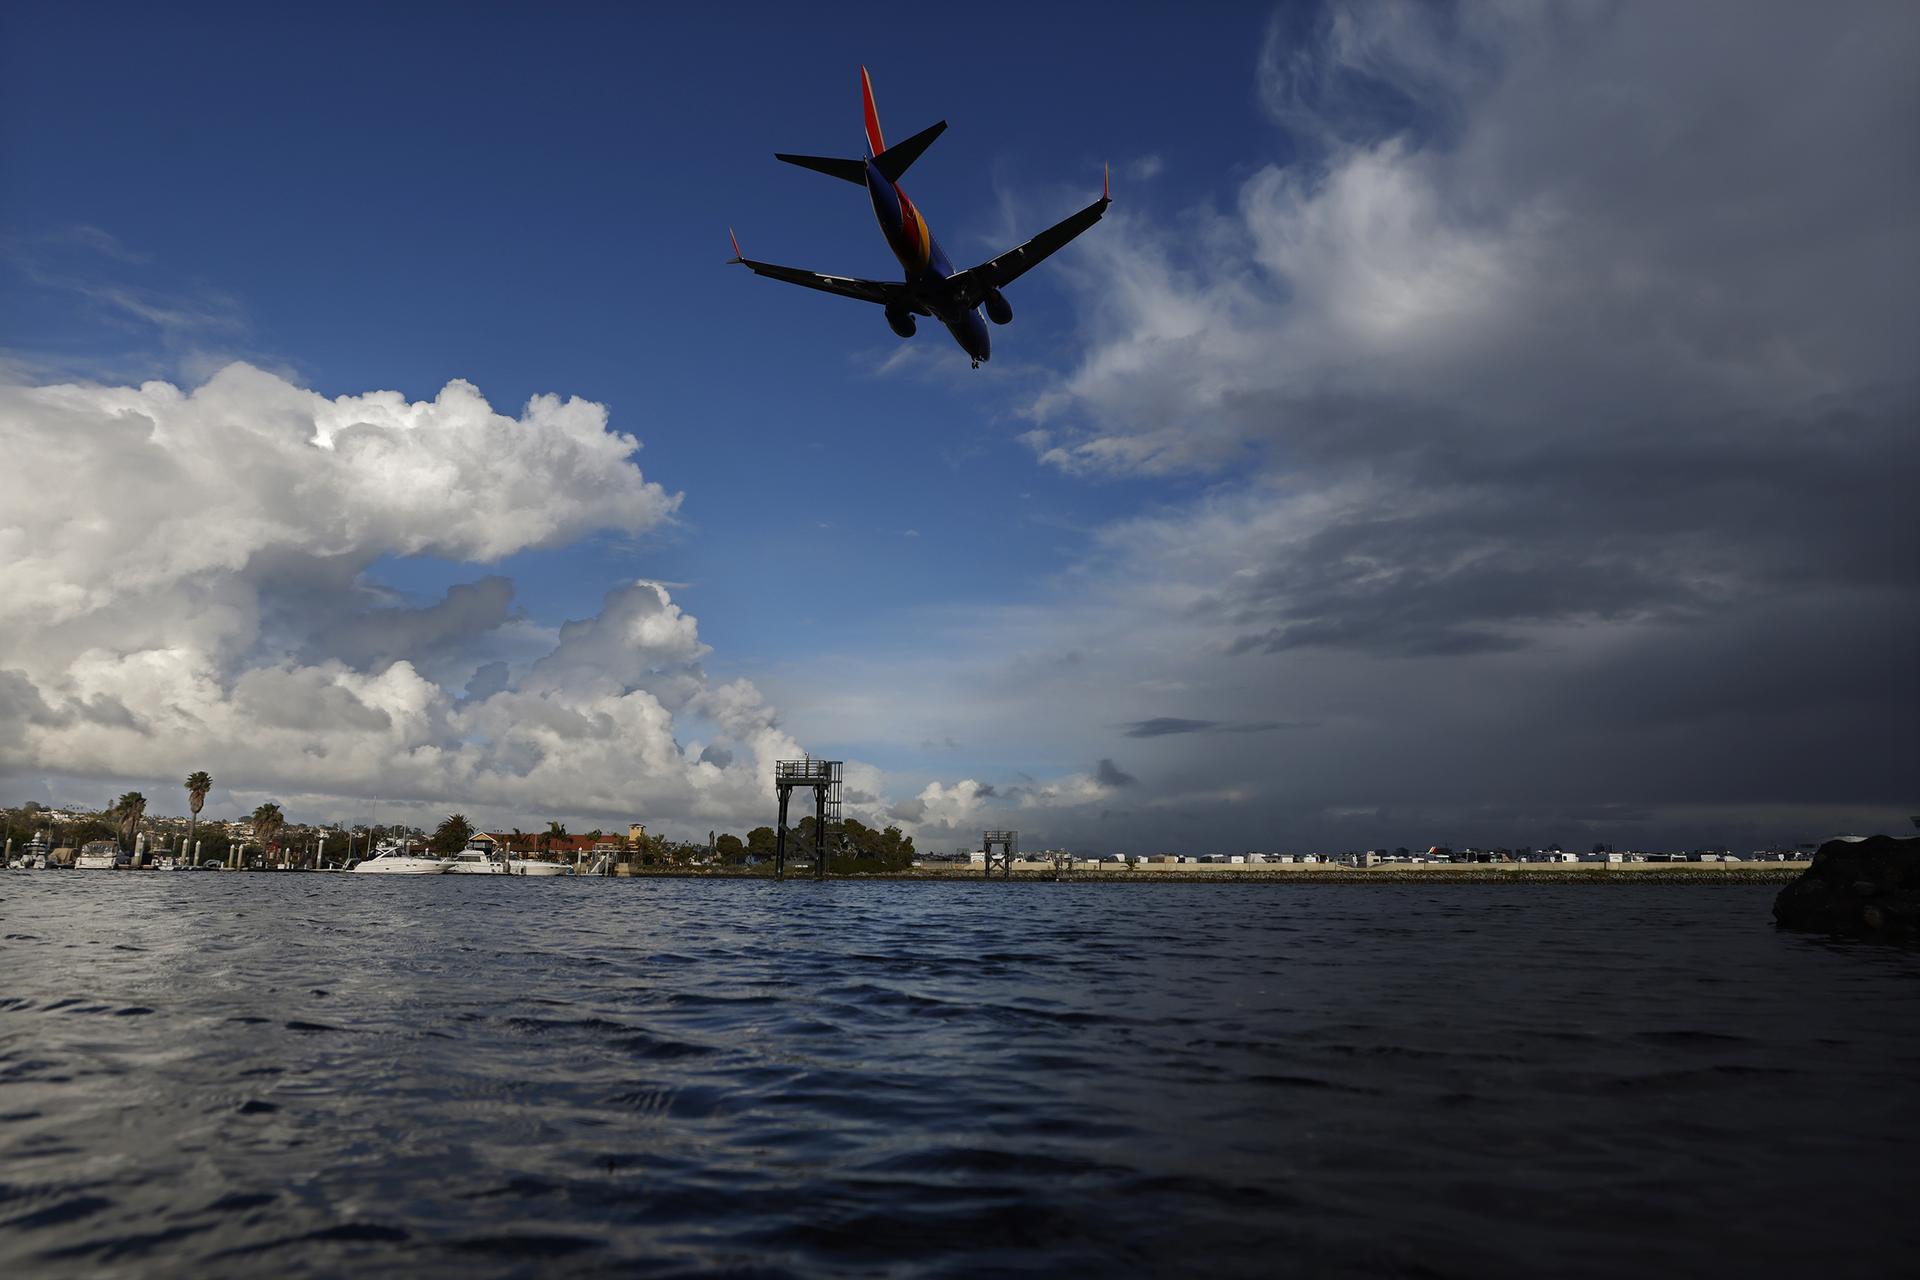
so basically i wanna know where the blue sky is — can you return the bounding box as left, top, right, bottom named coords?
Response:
left=3, top=2, right=1914, bottom=851
left=3, top=1, right=1268, bottom=705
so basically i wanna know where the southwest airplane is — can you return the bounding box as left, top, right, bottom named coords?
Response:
left=729, top=67, right=1110, bottom=368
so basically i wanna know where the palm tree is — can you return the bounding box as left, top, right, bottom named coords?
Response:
left=543, top=820, right=568, bottom=861
left=183, top=771, right=212, bottom=865
left=249, top=802, right=284, bottom=869
left=111, top=791, right=148, bottom=855
left=433, top=813, right=475, bottom=854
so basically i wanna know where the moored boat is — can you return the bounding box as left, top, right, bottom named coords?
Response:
left=75, top=840, right=129, bottom=870
left=446, top=838, right=509, bottom=874
left=350, top=841, right=451, bottom=875
left=19, top=832, right=53, bottom=869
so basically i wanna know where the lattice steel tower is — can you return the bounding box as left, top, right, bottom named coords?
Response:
left=982, top=829, right=1017, bottom=878
left=773, top=758, right=842, bottom=879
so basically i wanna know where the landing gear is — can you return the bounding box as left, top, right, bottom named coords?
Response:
left=970, top=358, right=980, bottom=369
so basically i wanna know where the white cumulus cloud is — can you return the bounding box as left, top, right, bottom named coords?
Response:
left=0, top=361, right=1105, bottom=843
left=0, top=364, right=791, bottom=829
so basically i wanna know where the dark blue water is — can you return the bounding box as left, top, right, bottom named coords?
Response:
left=1, top=876, right=1915, bottom=1278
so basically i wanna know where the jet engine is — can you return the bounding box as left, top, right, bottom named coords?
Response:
left=885, top=306, right=917, bottom=338
left=983, top=288, right=1013, bottom=325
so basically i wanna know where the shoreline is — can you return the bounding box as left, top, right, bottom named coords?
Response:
left=612, top=863, right=1809, bottom=885
left=12, top=863, right=1808, bottom=885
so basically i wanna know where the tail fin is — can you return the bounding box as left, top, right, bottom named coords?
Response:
left=861, top=65, right=886, bottom=156
left=775, top=68, right=944, bottom=187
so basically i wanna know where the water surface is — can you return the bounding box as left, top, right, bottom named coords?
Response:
left=2, top=876, right=1914, bottom=1277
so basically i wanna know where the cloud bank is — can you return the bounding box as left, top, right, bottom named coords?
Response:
left=0, top=364, right=812, bottom=829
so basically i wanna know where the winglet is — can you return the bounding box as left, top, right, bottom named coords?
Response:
left=727, top=227, right=743, bottom=264
left=1103, top=163, right=1110, bottom=202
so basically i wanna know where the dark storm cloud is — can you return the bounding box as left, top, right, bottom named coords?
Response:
left=1125, top=718, right=1221, bottom=737
left=1010, top=0, right=1919, bottom=848
left=1123, top=717, right=1313, bottom=737
left=1205, top=396, right=1919, bottom=660
left=1182, top=391, right=1920, bottom=660
left=1095, top=758, right=1138, bottom=789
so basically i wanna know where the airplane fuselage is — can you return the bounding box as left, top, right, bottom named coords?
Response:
left=864, top=157, right=991, bottom=365
left=734, top=68, right=1108, bottom=366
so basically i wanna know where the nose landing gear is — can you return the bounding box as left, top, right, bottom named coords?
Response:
left=971, top=357, right=980, bottom=369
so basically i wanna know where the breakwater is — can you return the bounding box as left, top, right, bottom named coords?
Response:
left=604, top=864, right=1808, bottom=885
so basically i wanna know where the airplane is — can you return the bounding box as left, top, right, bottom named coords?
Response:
left=728, top=67, right=1110, bottom=368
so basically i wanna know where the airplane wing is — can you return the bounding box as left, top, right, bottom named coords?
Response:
left=948, top=172, right=1111, bottom=309
left=728, top=231, right=924, bottom=311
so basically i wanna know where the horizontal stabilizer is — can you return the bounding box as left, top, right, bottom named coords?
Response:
left=873, top=120, right=946, bottom=184
left=774, top=152, right=868, bottom=184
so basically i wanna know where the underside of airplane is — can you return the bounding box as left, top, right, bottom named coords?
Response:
left=729, top=67, right=1110, bottom=367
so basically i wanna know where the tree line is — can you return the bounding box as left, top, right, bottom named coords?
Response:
left=715, top=817, right=915, bottom=871
left=6, top=776, right=919, bottom=874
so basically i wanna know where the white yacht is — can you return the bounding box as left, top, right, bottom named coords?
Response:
left=447, top=838, right=509, bottom=874
left=74, top=840, right=127, bottom=870
left=446, top=837, right=572, bottom=875
left=350, top=840, right=451, bottom=875
left=18, top=833, right=51, bottom=869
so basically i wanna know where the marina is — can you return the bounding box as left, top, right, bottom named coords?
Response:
left=2, top=822, right=591, bottom=877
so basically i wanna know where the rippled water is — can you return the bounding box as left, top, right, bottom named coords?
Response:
left=2, top=875, right=1915, bottom=1277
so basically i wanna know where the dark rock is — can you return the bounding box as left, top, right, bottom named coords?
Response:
left=1773, top=835, right=1919, bottom=942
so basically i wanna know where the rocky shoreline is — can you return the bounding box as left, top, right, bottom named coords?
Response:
left=1773, top=835, right=1918, bottom=941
